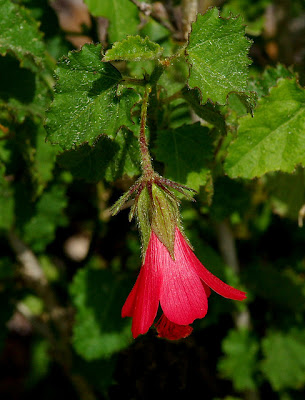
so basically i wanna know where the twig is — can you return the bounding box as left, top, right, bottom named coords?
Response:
left=181, top=0, right=198, bottom=40
left=130, top=0, right=177, bottom=34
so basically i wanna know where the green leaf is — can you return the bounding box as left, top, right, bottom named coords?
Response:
left=186, top=8, right=251, bottom=105
left=244, top=263, right=305, bottom=312
left=27, top=339, right=50, bottom=388
left=84, top=0, right=139, bottom=43
left=0, top=54, right=51, bottom=122
left=0, top=0, right=46, bottom=72
left=225, top=78, right=305, bottom=178
left=45, top=43, right=140, bottom=150
left=221, top=0, right=269, bottom=36
left=261, top=329, right=305, bottom=390
left=182, top=87, right=226, bottom=134
left=57, top=128, right=141, bottom=182
left=104, top=35, right=163, bottom=62
left=33, top=124, right=60, bottom=187
left=154, top=122, right=213, bottom=191
left=20, top=182, right=68, bottom=252
left=70, top=268, right=133, bottom=360
left=248, top=64, right=295, bottom=99
left=266, top=167, right=305, bottom=220
left=218, top=329, right=259, bottom=391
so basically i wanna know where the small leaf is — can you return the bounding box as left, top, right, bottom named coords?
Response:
left=225, top=78, right=305, bottom=178
left=84, top=0, right=139, bottom=43
left=45, top=43, right=140, bottom=150
left=104, top=35, right=163, bottom=62
left=186, top=8, right=251, bottom=105
left=261, top=329, right=305, bottom=390
left=218, top=328, right=259, bottom=391
left=154, top=122, right=213, bottom=192
left=70, top=267, right=133, bottom=360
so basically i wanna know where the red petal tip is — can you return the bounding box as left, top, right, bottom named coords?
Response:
left=155, top=314, right=193, bottom=340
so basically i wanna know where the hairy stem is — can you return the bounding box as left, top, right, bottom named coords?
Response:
left=139, top=85, right=154, bottom=175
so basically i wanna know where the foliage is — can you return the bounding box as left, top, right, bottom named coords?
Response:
left=1, top=0, right=305, bottom=399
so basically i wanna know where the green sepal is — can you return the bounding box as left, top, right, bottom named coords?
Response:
left=151, top=184, right=179, bottom=259
left=136, top=186, right=153, bottom=255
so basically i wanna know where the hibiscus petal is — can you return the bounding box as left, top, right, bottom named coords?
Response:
left=158, top=231, right=208, bottom=325
left=121, top=272, right=141, bottom=318
left=155, top=313, right=193, bottom=340
left=176, top=229, right=246, bottom=301
left=122, top=233, right=162, bottom=338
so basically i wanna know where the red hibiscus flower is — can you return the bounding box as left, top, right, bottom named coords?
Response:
left=122, top=227, right=246, bottom=340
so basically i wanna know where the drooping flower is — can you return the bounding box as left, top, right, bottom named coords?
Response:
left=122, top=227, right=246, bottom=340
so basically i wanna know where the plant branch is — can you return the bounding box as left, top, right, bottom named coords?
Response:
left=130, top=0, right=176, bottom=34
left=181, top=0, right=198, bottom=40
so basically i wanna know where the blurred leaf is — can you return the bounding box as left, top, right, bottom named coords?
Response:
left=261, top=329, right=305, bottom=390
left=26, top=339, right=50, bottom=388
left=218, top=328, right=259, bottom=391
left=214, top=397, right=242, bottom=400
left=84, top=0, right=139, bottom=42
left=0, top=257, right=15, bottom=352
left=244, top=264, right=305, bottom=312
left=70, top=268, right=133, bottom=360
left=0, top=0, right=46, bottom=72
left=45, top=43, right=140, bottom=150
left=0, top=165, right=14, bottom=230
left=73, top=355, right=117, bottom=395
left=140, top=17, right=170, bottom=43
left=20, top=182, right=68, bottom=252
left=266, top=167, right=305, bottom=220
left=154, top=122, right=213, bottom=191
left=210, top=176, right=251, bottom=221
left=104, top=35, right=163, bottom=61
left=0, top=54, right=51, bottom=123
left=33, top=124, right=60, bottom=188
left=225, top=78, right=305, bottom=178
left=22, top=294, right=44, bottom=315
left=19, top=0, right=72, bottom=59
left=186, top=8, right=251, bottom=105
left=57, top=128, right=141, bottom=182
left=221, top=0, right=270, bottom=36
left=248, top=64, right=295, bottom=99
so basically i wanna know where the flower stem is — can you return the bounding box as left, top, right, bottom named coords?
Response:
left=139, top=84, right=154, bottom=176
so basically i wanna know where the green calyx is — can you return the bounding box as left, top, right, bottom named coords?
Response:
left=136, top=182, right=180, bottom=258
left=110, top=173, right=196, bottom=259
left=150, top=184, right=179, bottom=259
